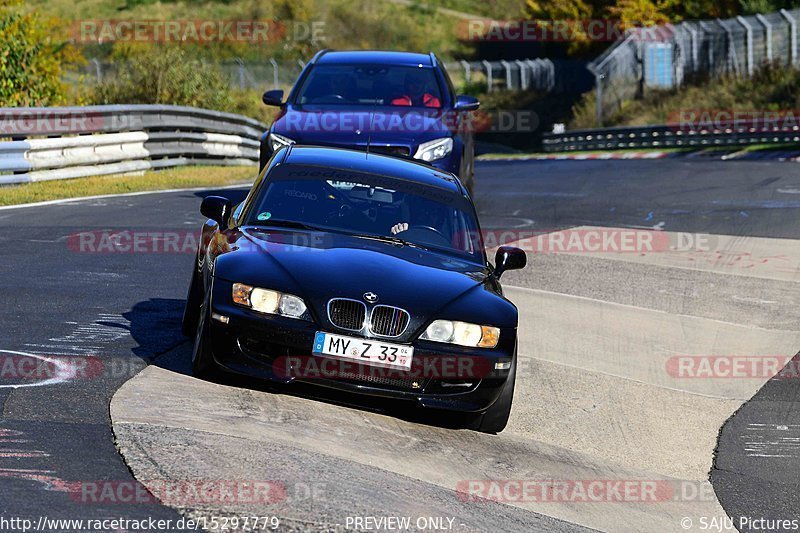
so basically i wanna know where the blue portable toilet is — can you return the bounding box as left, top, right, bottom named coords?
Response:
left=644, top=43, right=674, bottom=87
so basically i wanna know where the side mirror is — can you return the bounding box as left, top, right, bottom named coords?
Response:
left=494, top=246, right=526, bottom=278
left=454, top=95, right=480, bottom=111
left=262, top=89, right=284, bottom=106
left=200, top=196, right=232, bottom=227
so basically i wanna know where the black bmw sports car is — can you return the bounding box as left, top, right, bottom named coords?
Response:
left=182, top=146, right=526, bottom=433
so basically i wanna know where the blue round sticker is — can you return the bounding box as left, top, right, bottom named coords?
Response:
left=257, top=212, right=272, bottom=221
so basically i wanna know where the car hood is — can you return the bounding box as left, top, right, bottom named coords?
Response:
left=213, top=227, right=516, bottom=338
left=272, top=105, right=452, bottom=151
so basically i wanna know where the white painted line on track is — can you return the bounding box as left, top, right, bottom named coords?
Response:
left=0, top=182, right=252, bottom=211
left=506, top=283, right=798, bottom=332
left=0, top=350, right=74, bottom=389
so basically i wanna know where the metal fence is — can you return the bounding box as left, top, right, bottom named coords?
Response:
left=589, top=8, right=800, bottom=126
left=81, top=57, right=558, bottom=93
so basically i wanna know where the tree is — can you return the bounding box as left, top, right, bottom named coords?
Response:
left=0, top=0, right=80, bottom=106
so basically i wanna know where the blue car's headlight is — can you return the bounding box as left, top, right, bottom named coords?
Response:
left=413, top=137, right=453, bottom=162
left=268, top=132, right=295, bottom=152
left=420, top=319, right=499, bottom=348
left=232, top=283, right=309, bottom=320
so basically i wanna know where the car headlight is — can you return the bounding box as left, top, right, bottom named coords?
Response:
left=232, top=283, right=309, bottom=319
left=420, top=319, right=499, bottom=348
left=267, top=132, right=295, bottom=152
left=413, top=137, right=453, bottom=162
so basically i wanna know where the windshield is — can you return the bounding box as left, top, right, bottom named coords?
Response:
left=246, top=165, right=482, bottom=260
left=296, top=64, right=443, bottom=108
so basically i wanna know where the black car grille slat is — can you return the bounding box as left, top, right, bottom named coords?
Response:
left=370, top=305, right=410, bottom=337
left=336, top=370, right=428, bottom=391
left=328, top=299, right=366, bottom=331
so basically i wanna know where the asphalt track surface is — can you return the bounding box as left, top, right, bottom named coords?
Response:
left=2, top=158, right=800, bottom=531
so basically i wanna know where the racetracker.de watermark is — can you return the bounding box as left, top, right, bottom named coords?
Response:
left=72, top=19, right=325, bottom=44
left=67, top=229, right=332, bottom=254
left=456, top=479, right=718, bottom=503
left=68, top=480, right=286, bottom=505
left=478, top=229, right=715, bottom=253
left=668, top=109, right=800, bottom=132
left=460, top=19, right=660, bottom=42
left=0, top=110, right=144, bottom=136
left=666, top=355, right=800, bottom=379
left=277, top=110, right=539, bottom=135
left=272, top=355, right=496, bottom=380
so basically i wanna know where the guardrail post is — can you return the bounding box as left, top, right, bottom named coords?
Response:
left=269, top=58, right=279, bottom=89
left=781, top=9, right=797, bottom=64
left=236, top=58, right=245, bottom=90
left=716, top=19, right=738, bottom=75
left=588, top=65, right=603, bottom=127
left=515, top=60, right=528, bottom=90
left=500, top=60, right=512, bottom=89
left=698, top=21, right=716, bottom=72
left=756, top=14, right=773, bottom=62
left=482, top=60, right=493, bottom=92
left=460, top=60, right=471, bottom=83
left=736, top=16, right=755, bottom=76
left=684, top=24, right=699, bottom=73
left=91, top=58, right=102, bottom=84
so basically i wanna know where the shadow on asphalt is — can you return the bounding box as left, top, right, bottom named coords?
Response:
left=126, top=297, right=480, bottom=432
left=711, top=350, right=800, bottom=532
left=119, top=298, right=187, bottom=360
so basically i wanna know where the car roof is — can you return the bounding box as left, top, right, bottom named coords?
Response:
left=315, top=50, right=434, bottom=67
left=280, top=146, right=463, bottom=193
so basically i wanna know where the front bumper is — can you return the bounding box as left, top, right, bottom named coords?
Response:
left=206, top=294, right=516, bottom=413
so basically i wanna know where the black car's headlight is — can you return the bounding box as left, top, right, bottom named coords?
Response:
left=420, top=320, right=499, bottom=348
left=232, top=283, right=310, bottom=320
left=413, top=137, right=453, bottom=162
left=267, top=132, right=295, bottom=152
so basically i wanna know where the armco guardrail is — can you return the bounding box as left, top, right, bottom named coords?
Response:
left=0, top=105, right=267, bottom=185
left=543, top=121, right=800, bottom=152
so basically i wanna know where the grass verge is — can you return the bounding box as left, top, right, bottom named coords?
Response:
left=0, top=165, right=255, bottom=207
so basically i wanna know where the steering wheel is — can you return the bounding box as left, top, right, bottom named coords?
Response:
left=406, top=225, right=450, bottom=246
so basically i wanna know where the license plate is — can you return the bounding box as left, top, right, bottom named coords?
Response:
left=312, top=332, right=414, bottom=371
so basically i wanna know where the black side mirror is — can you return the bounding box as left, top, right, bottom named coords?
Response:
left=494, top=246, right=526, bottom=278
left=454, top=95, right=480, bottom=111
left=200, top=196, right=232, bottom=227
left=262, top=89, right=284, bottom=106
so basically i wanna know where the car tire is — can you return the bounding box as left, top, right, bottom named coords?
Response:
left=467, top=356, right=516, bottom=434
left=191, top=291, right=216, bottom=379
left=181, top=261, right=203, bottom=338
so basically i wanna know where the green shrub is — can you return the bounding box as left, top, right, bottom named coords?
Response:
left=91, top=45, right=233, bottom=110
left=90, top=45, right=278, bottom=123
left=0, top=0, right=80, bottom=106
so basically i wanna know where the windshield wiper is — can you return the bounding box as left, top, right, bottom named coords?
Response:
left=351, top=233, right=428, bottom=250
left=250, top=219, right=322, bottom=231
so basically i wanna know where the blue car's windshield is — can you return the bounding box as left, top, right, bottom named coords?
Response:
left=295, top=64, right=443, bottom=108
left=246, top=165, right=482, bottom=260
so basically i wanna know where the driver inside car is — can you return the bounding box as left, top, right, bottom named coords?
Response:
left=391, top=71, right=441, bottom=108
left=390, top=196, right=449, bottom=238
